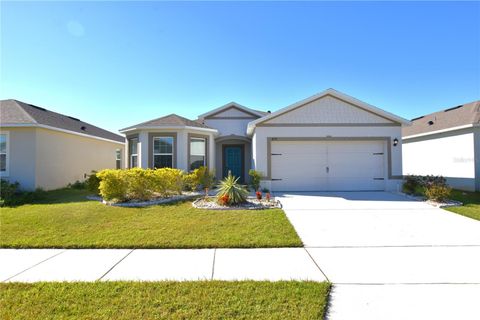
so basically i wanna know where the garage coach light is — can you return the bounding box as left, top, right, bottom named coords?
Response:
left=393, top=138, right=399, bottom=147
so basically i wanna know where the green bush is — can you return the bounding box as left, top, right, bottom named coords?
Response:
left=425, top=184, right=452, bottom=202
left=183, top=168, right=201, bottom=191
left=96, top=168, right=186, bottom=202
left=216, top=173, right=248, bottom=205
left=0, top=180, right=46, bottom=207
left=149, top=168, right=183, bottom=196
left=86, top=171, right=101, bottom=195
left=248, top=169, right=263, bottom=191
left=97, top=169, right=128, bottom=202
left=403, top=175, right=451, bottom=201
left=126, top=168, right=156, bottom=201
left=68, top=180, right=86, bottom=190
left=0, top=179, right=20, bottom=206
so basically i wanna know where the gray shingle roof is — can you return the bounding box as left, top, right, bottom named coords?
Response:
left=402, top=100, right=480, bottom=137
left=121, top=114, right=213, bottom=131
left=0, top=99, right=124, bottom=143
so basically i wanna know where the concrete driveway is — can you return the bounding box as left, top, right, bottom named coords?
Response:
left=276, top=191, right=480, bottom=319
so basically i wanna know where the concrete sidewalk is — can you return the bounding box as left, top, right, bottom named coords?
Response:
left=0, top=248, right=327, bottom=282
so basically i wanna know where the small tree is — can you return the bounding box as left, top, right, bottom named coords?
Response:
left=248, top=169, right=263, bottom=191
left=197, top=166, right=215, bottom=198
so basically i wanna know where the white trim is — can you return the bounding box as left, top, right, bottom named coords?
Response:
left=198, top=102, right=265, bottom=119
left=246, top=88, right=411, bottom=135
left=1, top=123, right=124, bottom=145
left=0, top=131, right=10, bottom=177
left=119, top=125, right=218, bottom=134
left=403, top=124, right=478, bottom=140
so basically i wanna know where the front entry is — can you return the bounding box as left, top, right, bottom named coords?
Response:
left=223, top=145, right=244, bottom=183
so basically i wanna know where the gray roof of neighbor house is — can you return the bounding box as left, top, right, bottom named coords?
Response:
left=402, top=100, right=480, bottom=137
left=0, top=99, right=125, bottom=143
left=120, top=113, right=214, bottom=131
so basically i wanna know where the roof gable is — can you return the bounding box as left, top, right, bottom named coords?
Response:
left=247, top=89, right=410, bottom=135
left=199, top=102, right=266, bottom=119
left=262, top=94, right=394, bottom=125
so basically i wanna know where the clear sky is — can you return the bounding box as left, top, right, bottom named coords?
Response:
left=1, top=1, right=479, bottom=133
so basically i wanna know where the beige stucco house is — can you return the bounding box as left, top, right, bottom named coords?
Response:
left=0, top=99, right=125, bottom=190
left=121, top=89, right=411, bottom=192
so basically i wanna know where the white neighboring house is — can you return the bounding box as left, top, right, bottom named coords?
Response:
left=121, top=89, right=411, bottom=192
left=402, top=100, right=480, bottom=192
left=0, top=99, right=125, bottom=190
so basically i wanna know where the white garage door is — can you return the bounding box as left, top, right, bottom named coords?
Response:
left=270, top=140, right=386, bottom=191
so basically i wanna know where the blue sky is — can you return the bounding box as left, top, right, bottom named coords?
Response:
left=1, top=1, right=479, bottom=133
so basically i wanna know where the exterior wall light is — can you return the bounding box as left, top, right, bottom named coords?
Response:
left=393, top=138, right=399, bottom=147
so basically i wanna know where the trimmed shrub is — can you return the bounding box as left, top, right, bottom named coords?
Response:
left=125, top=168, right=156, bottom=201
left=248, top=169, right=263, bottom=191
left=216, top=173, right=248, bottom=205
left=151, top=168, right=184, bottom=196
left=97, top=169, right=128, bottom=202
left=86, top=171, right=101, bottom=195
left=425, top=184, right=452, bottom=202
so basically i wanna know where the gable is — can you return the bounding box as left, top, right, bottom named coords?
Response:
left=207, top=106, right=260, bottom=119
left=262, top=95, right=395, bottom=125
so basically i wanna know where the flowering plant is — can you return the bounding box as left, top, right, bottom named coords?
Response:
left=256, top=191, right=262, bottom=200
left=218, top=194, right=230, bottom=206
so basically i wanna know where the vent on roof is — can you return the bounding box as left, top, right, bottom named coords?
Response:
left=80, top=126, right=86, bottom=131
left=428, top=120, right=434, bottom=126
left=267, top=110, right=271, bottom=113
left=411, top=116, right=424, bottom=121
left=444, top=105, right=463, bottom=112
left=29, top=104, right=47, bottom=111
left=67, top=116, right=80, bottom=121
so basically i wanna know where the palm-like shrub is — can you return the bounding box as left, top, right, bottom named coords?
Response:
left=216, top=173, right=248, bottom=205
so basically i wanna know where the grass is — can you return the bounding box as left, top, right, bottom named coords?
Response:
left=0, top=189, right=302, bottom=248
left=445, top=189, right=480, bottom=221
left=0, top=281, right=330, bottom=320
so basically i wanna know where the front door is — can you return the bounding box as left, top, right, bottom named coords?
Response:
left=223, top=145, right=244, bottom=183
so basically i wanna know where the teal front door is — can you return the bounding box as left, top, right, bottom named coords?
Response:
left=223, top=145, right=244, bottom=183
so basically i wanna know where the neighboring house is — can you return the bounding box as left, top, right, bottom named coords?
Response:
left=403, top=100, right=480, bottom=192
left=0, top=99, right=125, bottom=190
left=120, top=89, right=410, bottom=192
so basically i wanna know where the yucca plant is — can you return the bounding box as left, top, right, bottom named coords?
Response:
left=216, top=172, right=248, bottom=205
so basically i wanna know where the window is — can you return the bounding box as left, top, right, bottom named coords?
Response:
left=129, top=138, right=138, bottom=168
left=189, top=137, right=206, bottom=170
left=115, top=149, right=122, bottom=169
left=153, top=136, right=174, bottom=168
left=0, top=133, right=7, bottom=174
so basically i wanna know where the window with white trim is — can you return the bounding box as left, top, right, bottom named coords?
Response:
left=0, top=133, right=8, bottom=174
left=153, top=136, right=174, bottom=168
left=129, top=138, right=138, bottom=168
left=189, top=137, right=206, bottom=170
left=115, top=149, right=122, bottom=169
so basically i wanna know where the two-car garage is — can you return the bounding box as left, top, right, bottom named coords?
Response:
left=247, top=89, right=410, bottom=193
left=270, top=139, right=387, bottom=191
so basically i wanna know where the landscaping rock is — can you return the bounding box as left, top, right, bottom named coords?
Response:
left=192, top=197, right=282, bottom=210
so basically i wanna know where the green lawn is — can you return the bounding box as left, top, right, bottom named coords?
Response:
left=0, top=189, right=302, bottom=248
left=445, top=189, right=480, bottom=221
left=0, top=281, right=330, bottom=320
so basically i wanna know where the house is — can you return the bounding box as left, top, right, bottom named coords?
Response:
left=402, top=100, right=480, bottom=192
left=120, top=89, right=410, bottom=192
left=0, top=99, right=125, bottom=190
